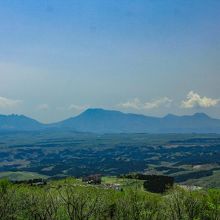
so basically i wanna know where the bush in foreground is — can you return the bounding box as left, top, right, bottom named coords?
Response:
left=0, top=178, right=219, bottom=220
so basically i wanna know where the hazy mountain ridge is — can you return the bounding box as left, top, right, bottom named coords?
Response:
left=0, top=114, right=44, bottom=131
left=0, top=109, right=220, bottom=133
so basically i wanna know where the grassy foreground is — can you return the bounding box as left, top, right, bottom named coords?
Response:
left=0, top=177, right=220, bottom=220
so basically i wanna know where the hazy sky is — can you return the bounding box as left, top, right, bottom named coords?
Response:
left=0, top=0, right=220, bottom=123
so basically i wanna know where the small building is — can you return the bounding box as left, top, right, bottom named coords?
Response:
left=104, top=183, right=122, bottom=191
left=82, top=174, right=102, bottom=184
left=179, top=184, right=202, bottom=191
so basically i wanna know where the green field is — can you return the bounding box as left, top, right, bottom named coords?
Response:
left=183, top=170, right=220, bottom=188
left=0, top=171, right=48, bottom=181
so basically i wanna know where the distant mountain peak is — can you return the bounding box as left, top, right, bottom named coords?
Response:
left=0, top=114, right=43, bottom=131
left=80, top=108, right=123, bottom=116
left=164, top=113, right=211, bottom=120
left=164, top=114, right=178, bottom=119
left=193, top=112, right=210, bottom=119
left=83, top=108, right=106, bottom=113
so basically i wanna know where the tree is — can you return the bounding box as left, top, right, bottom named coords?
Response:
left=58, top=183, right=102, bottom=220
left=0, top=179, right=18, bottom=220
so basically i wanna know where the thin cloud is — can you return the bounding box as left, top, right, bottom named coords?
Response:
left=181, top=91, right=219, bottom=109
left=119, top=98, right=141, bottom=110
left=37, top=104, right=49, bottom=111
left=119, top=97, right=172, bottom=110
left=0, top=96, right=22, bottom=108
left=68, top=104, right=89, bottom=111
left=143, top=97, right=172, bottom=109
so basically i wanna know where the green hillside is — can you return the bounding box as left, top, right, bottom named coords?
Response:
left=0, top=177, right=219, bottom=220
left=0, top=171, right=48, bottom=181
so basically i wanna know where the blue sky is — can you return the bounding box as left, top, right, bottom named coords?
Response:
left=0, top=0, right=220, bottom=122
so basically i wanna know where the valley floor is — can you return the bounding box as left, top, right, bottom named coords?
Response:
left=0, top=132, right=220, bottom=188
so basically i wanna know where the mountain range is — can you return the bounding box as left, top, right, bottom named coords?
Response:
left=1, top=108, right=220, bottom=133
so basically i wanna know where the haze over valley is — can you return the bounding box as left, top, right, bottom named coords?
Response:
left=0, top=2, right=220, bottom=219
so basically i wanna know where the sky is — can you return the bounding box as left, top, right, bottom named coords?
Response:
left=0, top=0, right=220, bottom=123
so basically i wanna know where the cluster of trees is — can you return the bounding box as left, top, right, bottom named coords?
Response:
left=0, top=178, right=220, bottom=220
left=120, top=173, right=174, bottom=193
